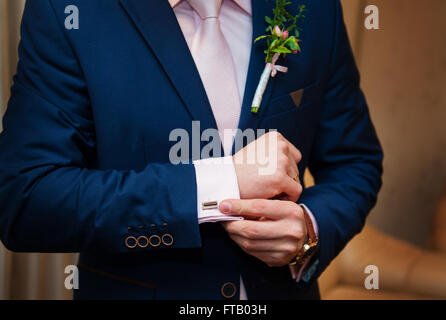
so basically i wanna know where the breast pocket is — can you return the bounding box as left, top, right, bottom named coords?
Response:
left=264, top=81, right=320, bottom=118
left=259, top=81, right=321, bottom=146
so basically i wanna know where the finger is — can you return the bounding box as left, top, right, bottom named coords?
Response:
left=286, top=153, right=299, bottom=180
left=244, top=250, right=291, bottom=267
left=279, top=177, right=302, bottom=202
left=224, top=220, right=285, bottom=239
left=269, top=132, right=301, bottom=164
left=254, top=251, right=291, bottom=267
left=220, top=199, right=295, bottom=220
left=279, top=136, right=301, bottom=163
left=230, top=234, right=298, bottom=253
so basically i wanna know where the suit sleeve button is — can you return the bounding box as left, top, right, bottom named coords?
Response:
left=136, top=235, right=149, bottom=248
left=125, top=236, right=137, bottom=249
left=149, top=235, right=161, bottom=247
left=161, top=233, right=174, bottom=246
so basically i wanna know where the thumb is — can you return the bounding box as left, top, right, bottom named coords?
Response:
left=219, top=200, right=234, bottom=214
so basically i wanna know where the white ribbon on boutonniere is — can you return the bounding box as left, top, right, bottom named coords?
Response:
left=251, top=1, right=307, bottom=114
left=268, top=52, right=289, bottom=77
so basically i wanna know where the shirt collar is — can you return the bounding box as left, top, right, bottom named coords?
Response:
left=168, top=0, right=252, bottom=16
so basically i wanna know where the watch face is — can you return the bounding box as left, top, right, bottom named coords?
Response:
left=290, top=237, right=319, bottom=267
left=303, top=246, right=316, bottom=259
left=301, top=243, right=319, bottom=263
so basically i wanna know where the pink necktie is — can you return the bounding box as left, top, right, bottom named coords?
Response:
left=187, top=0, right=242, bottom=155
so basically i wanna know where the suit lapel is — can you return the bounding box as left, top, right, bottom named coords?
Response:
left=119, top=0, right=218, bottom=132
left=120, top=0, right=277, bottom=155
left=235, top=0, right=276, bottom=152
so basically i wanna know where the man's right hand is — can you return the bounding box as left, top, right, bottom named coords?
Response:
left=233, top=132, right=302, bottom=202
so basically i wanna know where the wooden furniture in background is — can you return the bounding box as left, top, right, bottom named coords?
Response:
left=319, top=190, right=446, bottom=299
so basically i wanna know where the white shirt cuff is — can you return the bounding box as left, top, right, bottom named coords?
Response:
left=193, top=156, right=243, bottom=224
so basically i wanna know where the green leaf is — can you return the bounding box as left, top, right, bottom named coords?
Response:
left=270, top=39, right=279, bottom=48
left=265, top=16, right=272, bottom=24
left=287, top=40, right=298, bottom=51
left=273, top=46, right=292, bottom=54
left=254, top=35, right=268, bottom=43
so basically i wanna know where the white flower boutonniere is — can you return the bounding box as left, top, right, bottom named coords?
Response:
left=251, top=1, right=306, bottom=114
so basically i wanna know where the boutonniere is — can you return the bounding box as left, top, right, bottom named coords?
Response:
left=251, top=1, right=306, bottom=114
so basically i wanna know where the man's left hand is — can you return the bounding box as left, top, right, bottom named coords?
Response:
left=220, top=199, right=308, bottom=267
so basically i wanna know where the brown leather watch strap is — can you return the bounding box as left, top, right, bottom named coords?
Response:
left=303, top=208, right=318, bottom=244
left=289, top=207, right=319, bottom=267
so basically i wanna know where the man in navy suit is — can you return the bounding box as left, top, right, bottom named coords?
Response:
left=0, top=0, right=382, bottom=299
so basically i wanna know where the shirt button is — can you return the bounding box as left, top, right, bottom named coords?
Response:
left=221, top=282, right=237, bottom=299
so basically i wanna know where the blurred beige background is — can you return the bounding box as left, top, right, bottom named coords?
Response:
left=1, top=0, right=446, bottom=299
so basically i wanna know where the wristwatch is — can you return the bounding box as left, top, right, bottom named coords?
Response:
left=289, top=208, right=319, bottom=268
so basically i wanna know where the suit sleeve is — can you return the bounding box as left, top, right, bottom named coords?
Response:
left=0, top=0, right=201, bottom=253
left=299, top=0, right=384, bottom=280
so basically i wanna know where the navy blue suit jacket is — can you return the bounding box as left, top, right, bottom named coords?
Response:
left=0, top=0, right=382, bottom=299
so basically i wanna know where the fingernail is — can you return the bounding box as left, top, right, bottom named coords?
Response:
left=220, top=201, right=232, bottom=213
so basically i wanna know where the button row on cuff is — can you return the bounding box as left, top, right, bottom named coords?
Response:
left=125, top=233, right=174, bottom=249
